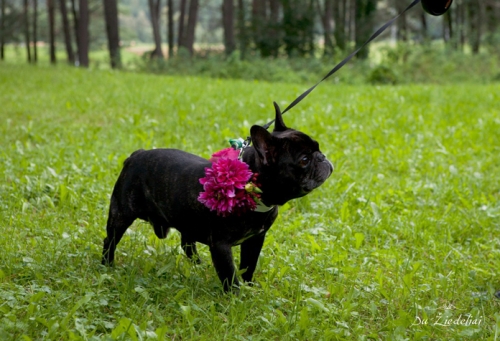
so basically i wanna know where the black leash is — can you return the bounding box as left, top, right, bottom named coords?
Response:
left=263, top=0, right=422, bottom=130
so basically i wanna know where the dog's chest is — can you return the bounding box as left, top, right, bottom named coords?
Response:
left=195, top=212, right=276, bottom=247
left=232, top=225, right=267, bottom=245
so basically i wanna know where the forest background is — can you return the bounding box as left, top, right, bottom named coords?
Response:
left=1, top=0, right=500, bottom=84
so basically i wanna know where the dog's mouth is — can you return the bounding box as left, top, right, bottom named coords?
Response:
left=301, top=179, right=325, bottom=194
left=300, top=187, right=313, bottom=195
left=301, top=159, right=333, bottom=193
left=301, top=182, right=322, bottom=194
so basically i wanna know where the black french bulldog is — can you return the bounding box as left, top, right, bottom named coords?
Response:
left=102, top=103, right=333, bottom=292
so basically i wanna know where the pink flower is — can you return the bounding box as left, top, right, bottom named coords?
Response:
left=198, top=149, right=261, bottom=217
left=209, top=148, right=240, bottom=163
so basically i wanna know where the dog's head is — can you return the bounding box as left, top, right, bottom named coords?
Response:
left=248, top=102, right=333, bottom=206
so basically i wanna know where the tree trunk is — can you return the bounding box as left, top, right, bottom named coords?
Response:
left=269, top=0, right=279, bottom=23
left=167, top=0, right=174, bottom=58
left=282, top=0, right=294, bottom=57
left=420, top=10, right=428, bottom=41
left=103, top=0, right=121, bottom=67
left=457, top=0, right=465, bottom=51
left=395, top=0, right=407, bottom=41
left=33, top=0, right=37, bottom=62
left=443, top=7, right=452, bottom=44
left=178, top=0, right=187, bottom=49
left=267, top=0, right=281, bottom=57
left=347, top=0, right=355, bottom=45
left=484, top=1, right=498, bottom=49
left=183, top=0, right=199, bottom=55
left=71, top=0, right=80, bottom=63
left=325, top=0, right=334, bottom=55
left=307, top=0, right=315, bottom=54
left=48, top=0, right=56, bottom=64
left=485, top=1, right=499, bottom=42
left=24, top=0, right=32, bottom=63
left=282, top=0, right=316, bottom=57
left=148, top=0, right=163, bottom=58
left=78, top=0, right=89, bottom=67
left=354, top=0, right=377, bottom=59
left=468, top=0, right=481, bottom=54
left=333, top=0, right=347, bottom=50
left=222, top=0, right=235, bottom=56
left=237, top=0, right=248, bottom=59
left=316, top=0, right=334, bottom=56
left=60, top=0, right=75, bottom=64
left=0, top=0, right=5, bottom=60
left=282, top=0, right=315, bottom=58
left=251, top=0, right=266, bottom=55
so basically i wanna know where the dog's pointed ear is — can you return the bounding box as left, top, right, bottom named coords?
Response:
left=250, top=125, right=274, bottom=166
left=273, top=101, right=288, bottom=132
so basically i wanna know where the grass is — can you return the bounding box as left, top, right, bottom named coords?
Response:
left=1, top=63, right=500, bottom=340
left=0, top=44, right=141, bottom=70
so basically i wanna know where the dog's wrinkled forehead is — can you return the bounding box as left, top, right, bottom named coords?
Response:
left=273, top=129, right=320, bottom=152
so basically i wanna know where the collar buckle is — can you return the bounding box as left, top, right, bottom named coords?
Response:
left=229, top=137, right=251, bottom=160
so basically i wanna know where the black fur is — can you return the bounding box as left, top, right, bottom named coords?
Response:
left=102, top=103, right=333, bottom=292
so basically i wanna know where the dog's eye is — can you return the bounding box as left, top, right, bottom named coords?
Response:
left=299, top=156, right=311, bottom=167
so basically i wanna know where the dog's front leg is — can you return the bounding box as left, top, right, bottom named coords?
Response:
left=209, top=243, right=239, bottom=292
left=239, top=233, right=266, bottom=284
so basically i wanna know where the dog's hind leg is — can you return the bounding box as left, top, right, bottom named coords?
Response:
left=151, top=218, right=170, bottom=239
left=102, top=201, right=135, bottom=265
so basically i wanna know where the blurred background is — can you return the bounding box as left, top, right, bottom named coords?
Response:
left=1, top=0, right=499, bottom=84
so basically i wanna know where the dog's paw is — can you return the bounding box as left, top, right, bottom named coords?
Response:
left=228, top=285, right=241, bottom=296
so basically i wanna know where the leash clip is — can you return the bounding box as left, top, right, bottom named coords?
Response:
left=229, top=137, right=251, bottom=160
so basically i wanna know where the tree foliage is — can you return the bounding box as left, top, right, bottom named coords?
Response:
left=1, top=0, right=499, bottom=68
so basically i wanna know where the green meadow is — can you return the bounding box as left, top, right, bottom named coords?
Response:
left=1, top=64, right=499, bottom=340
